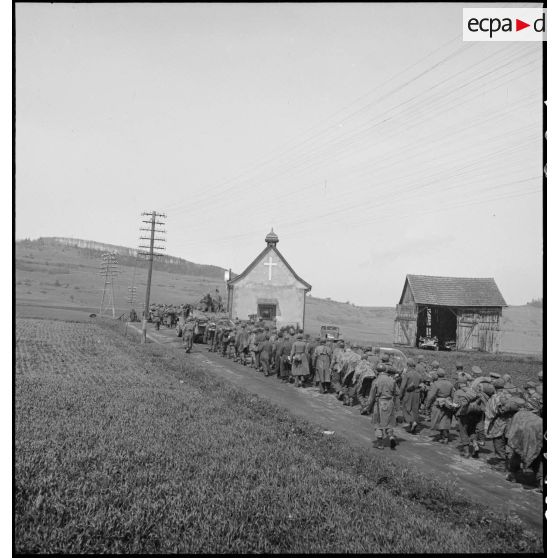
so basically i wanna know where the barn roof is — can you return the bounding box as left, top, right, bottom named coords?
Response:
left=401, top=274, right=507, bottom=307
left=228, top=245, right=312, bottom=291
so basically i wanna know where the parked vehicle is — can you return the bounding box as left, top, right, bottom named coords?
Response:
left=320, top=325, right=340, bottom=341
left=442, top=340, right=457, bottom=351
left=418, top=336, right=439, bottom=351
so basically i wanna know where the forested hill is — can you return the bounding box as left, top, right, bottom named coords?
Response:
left=19, top=237, right=227, bottom=279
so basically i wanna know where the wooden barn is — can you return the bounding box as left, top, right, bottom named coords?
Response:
left=226, top=230, right=311, bottom=329
left=394, top=274, right=507, bottom=353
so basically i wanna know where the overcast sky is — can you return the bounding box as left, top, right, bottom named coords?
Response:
left=15, top=2, right=543, bottom=306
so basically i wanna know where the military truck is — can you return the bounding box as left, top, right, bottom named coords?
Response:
left=320, top=325, right=340, bottom=341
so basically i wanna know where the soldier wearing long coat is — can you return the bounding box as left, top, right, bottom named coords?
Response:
left=259, top=336, right=273, bottom=376
left=305, top=334, right=318, bottom=383
left=312, top=340, right=332, bottom=393
left=290, top=334, right=309, bottom=387
left=236, top=325, right=250, bottom=365
left=364, top=364, right=399, bottom=450
left=399, top=358, right=422, bottom=432
left=425, top=369, right=455, bottom=443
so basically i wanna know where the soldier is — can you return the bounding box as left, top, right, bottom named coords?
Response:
left=489, top=372, right=502, bottom=383
left=183, top=319, right=194, bottom=353
left=506, top=408, right=543, bottom=490
left=330, top=340, right=346, bottom=398
left=399, top=358, right=421, bottom=433
left=425, top=368, right=455, bottom=444
left=254, top=327, right=265, bottom=371
left=247, top=327, right=258, bottom=368
left=502, top=375, right=520, bottom=396
left=277, top=332, right=293, bottom=382
left=290, top=333, right=309, bottom=387
left=363, top=363, right=399, bottom=450
left=417, top=355, right=431, bottom=410
left=429, top=360, right=440, bottom=376
left=153, top=307, right=162, bottom=331
left=269, top=329, right=278, bottom=371
left=304, top=334, right=317, bottom=384
left=354, top=354, right=377, bottom=410
left=212, top=323, right=222, bottom=353
left=338, top=343, right=361, bottom=405
left=470, top=366, right=494, bottom=393
left=522, top=381, right=543, bottom=417
left=312, top=338, right=332, bottom=394
left=366, top=348, right=381, bottom=370
left=273, top=331, right=284, bottom=377
left=214, top=289, right=223, bottom=313
left=236, top=324, right=250, bottom=365
left=454, top=361, right=472, bottom=386
left=416, top=355, right=428, bottom=379
left=453, top=378, right=487, bottom=458
left=484, top=379, right=516, bottom=471
left=259, top=334, right=273, bottom=376
left=220, top=327, right=231, bottom=357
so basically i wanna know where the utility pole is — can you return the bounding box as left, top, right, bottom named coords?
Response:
left=99, top=252, right=119, bottom=318
left=127, top=255, right=139, bottom=306
left=138, top=211, right=166, bottom=343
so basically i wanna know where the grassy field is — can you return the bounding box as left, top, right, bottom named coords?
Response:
left=15, top=317, right=542, bottom=553
left=15, top=238, right=542, bottom=355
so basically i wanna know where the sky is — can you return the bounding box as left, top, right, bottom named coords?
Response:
left=15, top=2, right=543, bottom=306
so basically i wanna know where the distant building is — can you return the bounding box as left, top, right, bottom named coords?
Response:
left=394, top=274, right=507, bottom=353
left=227, top=230, right=311, bottom=329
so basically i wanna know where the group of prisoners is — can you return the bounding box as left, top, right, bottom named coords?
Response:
left=177, top=318, right=544, bottom=491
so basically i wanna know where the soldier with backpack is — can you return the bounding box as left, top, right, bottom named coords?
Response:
left=453, top=378, right=489, bottom=458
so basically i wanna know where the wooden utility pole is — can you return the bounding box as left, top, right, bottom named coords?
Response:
left=99, top=252, right=119, bottom=317
left=138, top=211, right=166, bottom=343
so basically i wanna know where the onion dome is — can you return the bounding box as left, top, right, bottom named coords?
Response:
left=265, top=228, right=279, bottom=247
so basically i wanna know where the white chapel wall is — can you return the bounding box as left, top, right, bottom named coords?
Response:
left=230, top=249, right=307, bottom=327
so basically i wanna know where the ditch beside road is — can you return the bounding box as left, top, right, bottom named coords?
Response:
left=129, top=322, right=543, bottom=532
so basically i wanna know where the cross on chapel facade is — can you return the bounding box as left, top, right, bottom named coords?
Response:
left=264, top=255, right=277, bottom=280
left=226, top=229, right=312, bottom=328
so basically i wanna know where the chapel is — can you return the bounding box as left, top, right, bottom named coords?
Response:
left=226, top=230, right=312, bottom=329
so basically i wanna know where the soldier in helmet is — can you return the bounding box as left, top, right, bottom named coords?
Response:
left=363, top=363, right=399, bottom=450
left=429, top=360, right=440, bottom=376
left=425, top=368, right=455, bottom=444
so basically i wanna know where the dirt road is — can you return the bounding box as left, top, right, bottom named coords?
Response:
left=130, top=323, right=543, bottom=532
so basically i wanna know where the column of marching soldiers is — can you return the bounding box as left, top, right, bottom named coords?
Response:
left=137, top=303, right=544, bottom=493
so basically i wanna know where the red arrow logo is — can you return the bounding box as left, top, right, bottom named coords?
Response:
left=516, top=19, right=530, bottom=31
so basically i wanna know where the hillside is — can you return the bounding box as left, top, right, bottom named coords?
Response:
left=15, top=238, right=542, bottom=354
left=27, top=237, right=227, bottom=279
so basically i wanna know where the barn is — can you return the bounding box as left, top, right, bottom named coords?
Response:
left=394, top=274, right=507, bottom=353
left=226, top=230, right=311, bottom=329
